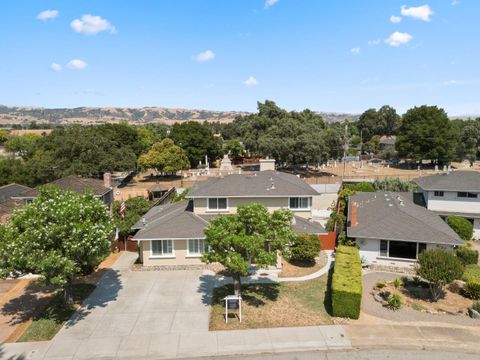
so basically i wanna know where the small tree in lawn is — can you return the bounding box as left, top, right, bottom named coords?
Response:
left=202, top=203, right=295, bottom=295
left=113, top=197, right=151, bottom=238
left=416, top=249, right=464, bottom=301
left=0, top=187, right=114, bottom=305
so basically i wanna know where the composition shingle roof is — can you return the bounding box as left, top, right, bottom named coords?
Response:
left=0, top=184, right=32, bottom=203
left=188, top=170, right=318, bottom=198
left=132, top=200, right=326, bottom=241
left=16, top=175, right=110, bottom=198
left=413, top=171, right=480, bottom=192
left=347, top=191, right=463, bottom=246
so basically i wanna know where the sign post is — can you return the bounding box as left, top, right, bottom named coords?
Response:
left=224, top=295, right=242, bottom=323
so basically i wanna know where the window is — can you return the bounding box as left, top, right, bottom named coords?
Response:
left=380, top=240, right=388, bottom=257
left=207, top=198, right=228, bottom=210
left=434, top=191, right=444, bottom=197
left=188, top=239, right=206, bottom=256
left=289, top=197, right=311, bottom=210
left=458, top=192, right=478, bottom=198
left=418, top=243, right=427, bottom=255
left=151, top=240, right=173, bottom=257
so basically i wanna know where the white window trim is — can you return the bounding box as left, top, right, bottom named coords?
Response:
left=288, top=196, right=311, bottom=211
left=150, top=239, right=175, bottom=258
left=187, top=239, right=206, bottom=257
left=206, top=197, right=229, bottom=212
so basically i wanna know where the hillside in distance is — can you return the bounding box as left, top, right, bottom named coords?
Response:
left=0, top=105, right=360, bottom=126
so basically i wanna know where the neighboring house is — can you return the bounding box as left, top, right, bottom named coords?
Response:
left=0, top=183, right=33, bottom=223
left=132, top=160, right=327, bottom=267
left=347, top=191, right=463, bottom=269
left=13, top=174, right=114, bottom=209
left=413, top=171, right=480, bottom=239
left=378, top=135, right=396, bottom=150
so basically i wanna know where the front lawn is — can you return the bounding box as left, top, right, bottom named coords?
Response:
left=18, top=283, right=95, bottom=342
left=209, top=275, right=333, bottom=330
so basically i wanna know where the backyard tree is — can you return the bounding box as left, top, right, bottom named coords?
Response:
left=447, top=216, right=474, bottom=241
left=113, top=197, right=151, bottom=237
left=203, top=203, right=296, bottom=295
left=138, top=138, right=190, bottom=175
left=416, top=249, right=464, bottom=301
left=0, top=187, right=114, bottom=305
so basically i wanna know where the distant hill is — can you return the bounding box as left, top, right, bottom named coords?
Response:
left=0, top=105, right=360, bottom=126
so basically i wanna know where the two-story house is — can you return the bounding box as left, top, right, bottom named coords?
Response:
left=132, top=161, right=327, bottom=267
left=413, top=171, right=480, bottom=239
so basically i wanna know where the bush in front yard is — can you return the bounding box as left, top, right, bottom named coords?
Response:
left=386, top=293, right=402, bottom=310
left=447, top=216, right=473, bottom=241
left=463, top=280, right=480, bottom=300
left=331, top=245, right=362, bottom=319
left=417, top=249, right=464, bottom=301
left=456, top=247, right=479, bottom=266
left=463, top=264, right=480, bottom=282
left=287, top=234, right=321, bottom=264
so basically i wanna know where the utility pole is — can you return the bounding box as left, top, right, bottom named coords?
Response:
left=342, top=123, right=348, bottom=182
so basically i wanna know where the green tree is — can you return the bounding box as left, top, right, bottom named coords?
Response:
left=396, top=106, right=457, bottom=164
left=416, top=249, right=464, bottom=301
left=378, top=105, right=401, bottom=136
left=447, top=216, right=473, bottom=241
left=223, top=139, right=245, bottom=162
left=4, top=133, right=42, bottom=158
left=169, top=121, right=222, bottom=167
left=286, top=233, right=321, bottom=264
left=0, top=187, right=113, bottom=304
left=0, top=158, right=32, bottom=186
left=357, top=108, right=381, bottom=141
left=113, top=197, right=151, bottom=236
left=138, top=138, right=190, bottom=175
left=203, top=203, right=295, bottom=295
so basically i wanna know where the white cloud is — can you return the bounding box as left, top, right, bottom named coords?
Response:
left=243, top=76, right=259, bottom=87
left=400, top=5, right=433, bottom=22
left=50, top=63, right=62, bottom=71
left=390, top=15, right=402, bottom=23
left=368, top=39, right=381, bottom=46
left=195, top=50, right=215, bottom=62
left=264, top=0, right=279, bottom=9
left=67, top=59, right=88, bottom=70
left=350, top=47, right=360, bottom=54
left=385, top=31, right=413, bottom=47
left=70, top=14, right=116, bottom=35
left=37, top=10, right=59, bottom=21
left=451, top=0, right=460, bottom=5
left=443, top=80, right=463, bottom=86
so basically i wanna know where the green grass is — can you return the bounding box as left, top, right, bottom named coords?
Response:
left=463, top=264, right=480, bottom=282
left=18, top=283, right=95, bottom=342
left=411, top=302, right=427, bottom=311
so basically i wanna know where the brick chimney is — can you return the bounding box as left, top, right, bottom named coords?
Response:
left=103, top=172, right=112, bottom=188
left=259, top=158, right=275, bottom=172
left=350, top=202, right=358, bottom=227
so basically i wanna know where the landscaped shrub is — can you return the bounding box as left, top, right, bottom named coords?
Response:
left=417, top=249, right=464, bottom=301
left=351, top=182, right=375, bottom=192
left=456, top=247, right=479, bottom=265
left=473, top=301, right=480, bottom=312
left=447, top=216, right=473, bottom=241
left=287, top=234, right=321, bottom=264
left=376, top=281, right=386, bottom=289
left=463, top=264, right=480, bottom=282
left=463, top=280, right=480, bottom=300
left=386, top=293, right=402, bottom=310
left=393, top=277, right=403, bottom=289
left=373, top=178, right=417, bottom=192
left=331, top=245, right=362, bottom=319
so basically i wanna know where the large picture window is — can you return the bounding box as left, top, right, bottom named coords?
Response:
left=207, top=198, right=228, bottom=210
left=188, top=239, right=206, bottom=256
left=458, top=192, right=478, bottom=198
left=289, top=197, right=311, bottom=210
left=378, top=240, right=427, bottom=260
left=151, top=240, right=173, bottom=257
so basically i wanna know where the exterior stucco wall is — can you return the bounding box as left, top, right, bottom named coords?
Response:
left=425, top=191, right=480, bottom=214
left=192, top=196, right=312, bottom=218
left=356, top=237, right=455, bottom=269
left=474, top=218, right=480, bottom=240
left=140, top=240, right=204, bottom=267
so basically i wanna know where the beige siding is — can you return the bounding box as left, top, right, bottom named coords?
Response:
left=193, top=196, right=312, bottom=218
left=140, top=240, right=204, bottom=266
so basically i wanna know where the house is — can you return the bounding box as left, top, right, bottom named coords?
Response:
left=378, top=135, right=396, bottom=150
left=413, top=171, right=480, bottom=239
left=0, top=183, right=33, bottom=223
left=347, top=191, right=463, bottom=269
left=13, top=174, right=114, bottom=209
left=132, top=160, right=327, bottom=267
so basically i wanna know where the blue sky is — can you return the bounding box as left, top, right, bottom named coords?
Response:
left=0, top=0, right=478, bottom=115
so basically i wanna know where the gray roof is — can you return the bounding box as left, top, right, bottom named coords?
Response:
left=0, top=184, right=32, bottom=203
left=413, top=171, right=480, bottom=192
left=347, top=191, right=463, bottom=246
left=188, top=170, right=318, bottom=198
left=132, top=200, right=327, bottom=241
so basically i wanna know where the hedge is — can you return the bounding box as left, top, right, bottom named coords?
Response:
left=456, top=247, right=479, bottom=266
left=447, top=216, right=473, bottom=241
left=331, top=245, right=362, bottom=319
